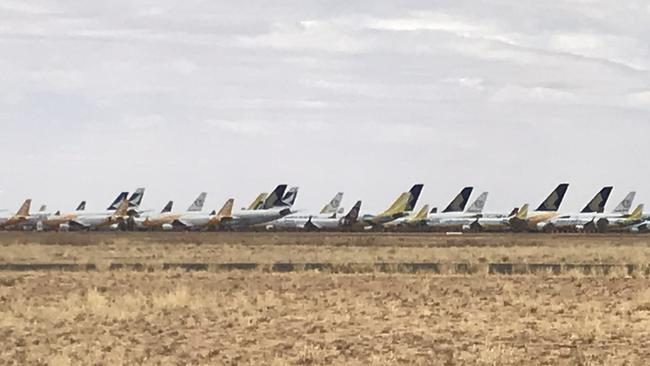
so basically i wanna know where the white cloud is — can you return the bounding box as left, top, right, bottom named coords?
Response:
left=0, top=1, right=649, bottom=211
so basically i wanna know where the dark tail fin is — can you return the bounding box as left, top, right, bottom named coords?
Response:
left=128, top=188, right=145, bottom=207
left=38, top=205, right=47, bottom=212
left=405, top=184, right=424, bottom=211
left=281, top=187, right=299, bottom=206
left=507, top=207, right=519, bottom=217
left=430, top=207, right=438, bottom=214
left=342, top=200, right=362, bottom=225
left=536, top=183, right=569, bottom=212
left=108, top=192, right=129, bottom=210
left=161, top=201, right=173, bottom=213
left=443, top=187, right=473, bottom=213
left=261, top=185, right=287, bottom=209
left=581, top=186, right=612, bottom=213
left=75, top=201, right=86, bottom=211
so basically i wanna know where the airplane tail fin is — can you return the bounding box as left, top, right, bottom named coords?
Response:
left=413, top=204, right=430, bottom=220
left=613, top=191, right=636, bottom=214
left=128, top=188, right=145, bottom=208
left=16, top=199, right=31, bottom=217
left=405, top=184, right=424, bottom=211
left=466, top=192, right=489, bottom=213
left=535, top=183, right=569, bottom=212
left=38, top=205, right=47, bottom=212
left=261, top=185, right=288, bottom=209
left=430, top=207, right=438, bottom=214
left=629, top=204, right=643, bottom=221
left=113, top=199, right=130, bottom=218
left=581, top=186, right=612, bottom=213
left=187, top=192, right=207, bottom=212
left=217, top=199, right=234, bottom=218
left=516, top=204, right=529, bottom=220
left=443, top=187, right=474, bottom=213
left=75, top=201, right=86, bottom=211
left=161, top=201, right=174, bottom=213
left=343, top=201, right=362, bottom=222
left=320, top=192, right=344, bottom=214
left=281, top=187, right=299, bottom=206
left=108, top=192, right=129, bottom=210
left=248, top=193, right=268, bottom=210
left=381, top=192, right=410, bottom=216
left=507, top=207, right=519, bottom=218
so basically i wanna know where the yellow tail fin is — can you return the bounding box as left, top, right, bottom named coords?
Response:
left=217, top=199, right=234, bottom=218
left=113, top=199, right=130, bottom=218
left=16, top=199, right=31, bottom=217
left=516, top=204, right=529, bottom=220
left=248, top=193, right=267, bottom=210
left=381, top=192, right=410, bottom=216
left=629, top=204, right=643, bottom=220
left=413, top=204, right=429, bottom=220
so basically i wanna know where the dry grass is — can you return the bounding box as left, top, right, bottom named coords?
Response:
left=1, top=232, right=650, bottom=264
left=1, top=271, right=650, bottom=365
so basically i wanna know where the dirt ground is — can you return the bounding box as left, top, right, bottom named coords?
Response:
left=1, top=271, right=650, bottom=365
left=1, top=232, right=650, bottom=264
left=2, top=233, right=649, bottom=365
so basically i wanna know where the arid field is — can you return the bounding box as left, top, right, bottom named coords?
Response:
left=2, top=232, right=650, bottom=264
left=1, top=232, right=650, bottom=365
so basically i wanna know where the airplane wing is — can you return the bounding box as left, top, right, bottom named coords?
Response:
left=303, top=217, right=321, bottom=231
left=171, top=219, right=193, bottom=229
left=67, top=220, right=89, bottom=230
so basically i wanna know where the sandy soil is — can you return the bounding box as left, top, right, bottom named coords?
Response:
left=1, top=271, right=649, bottom=365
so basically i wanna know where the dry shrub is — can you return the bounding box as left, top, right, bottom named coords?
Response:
left=152, top=286, right=191, bottom=310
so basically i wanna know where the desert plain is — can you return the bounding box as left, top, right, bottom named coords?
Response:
left=1, top=232, right=650, bottom=365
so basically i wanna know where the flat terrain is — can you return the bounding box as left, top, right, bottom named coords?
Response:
left=1, top=233, right=650, bottom=365
left=2, top=271, right=650, bottom=365
left=1, top=232, right=650, bottom=264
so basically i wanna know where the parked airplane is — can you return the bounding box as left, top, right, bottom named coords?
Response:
left=303, top=201, right=362, bottom=230
left=510, top=183, right=569, bottom=232
left=360, top=184, right=423, bottom=227
left=383, top=204, right=430, bottom=229
left=44, top=199, right=130, bottom=231
left=0, top=199, right=31, bottom=229
left=226, top=185, right=295, bottom=228
left=135, top=198, right=234, bottom=231
left=539, top=186, right=613, bottom=233
left=267, top=192, right=345, bottom=230
left=600, top=204, right=644, bottom=232
left=134, top=193, right=212, bottom=230
left=427, top=189, right=489, bottom=231
left=42, top=193, right=128, bottom=231
left=471, top=206, right=525, bottom=232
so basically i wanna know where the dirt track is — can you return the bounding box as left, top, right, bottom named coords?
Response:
left=1, top=232, right=650, bottom=265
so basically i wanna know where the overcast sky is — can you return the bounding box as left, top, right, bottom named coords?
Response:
left=1, top=0, right=649, bottom=214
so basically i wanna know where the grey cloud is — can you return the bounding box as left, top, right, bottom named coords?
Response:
left=0, top=0, right=648, bottom=213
